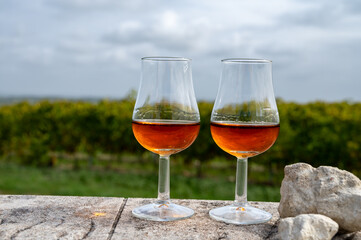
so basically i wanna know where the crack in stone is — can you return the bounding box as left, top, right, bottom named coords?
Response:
left=54, top=218, right=65, bottom=227
left=217, top=232, right=228, bottom=239
left=57, top=231, right=68, bottom=239
left=265, top=219, right=280, bottom=240
left=107, top=198, right=128, bottom=240
left=10, top=220, right=45, bottom=240
left=81, top=219, right=95, bottom=240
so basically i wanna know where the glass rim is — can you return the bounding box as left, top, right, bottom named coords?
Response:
left=221, top=58, right=272, bottom=63
left=141, top=56, right=191, bottom=62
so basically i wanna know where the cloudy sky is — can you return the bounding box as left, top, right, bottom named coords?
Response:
left=1, top=0, right=361, bottom=102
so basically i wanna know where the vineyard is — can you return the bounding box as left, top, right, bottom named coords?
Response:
left=0, top=98, right=360, bottom=200
left=0, top=98, right=360, bottom=176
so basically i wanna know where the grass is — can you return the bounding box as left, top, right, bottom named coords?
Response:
left=0, top=162, right=281, bottom=202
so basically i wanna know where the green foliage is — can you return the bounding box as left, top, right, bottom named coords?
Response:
left=133, top=101, right=199, bottom=121
left=272, top=100, right=361, bottom=173
left=213, top=100, right=279, bottom=123
left=0, top=99, right=360, bottom=177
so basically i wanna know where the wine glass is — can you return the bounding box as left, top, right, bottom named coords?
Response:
left=132, top=57, right=200, bottom=221
left=209, top=58, right=280, bottom=225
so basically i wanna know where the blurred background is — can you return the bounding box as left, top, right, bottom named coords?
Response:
left=0, top=0, right=360, bottom=202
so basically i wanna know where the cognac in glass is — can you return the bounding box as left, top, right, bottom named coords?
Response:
left=132, top=57, right=200, bottom=221
left=209, top=58, right=280, bottom=225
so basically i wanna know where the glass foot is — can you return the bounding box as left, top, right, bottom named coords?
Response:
left=132, top=201, right=194, bottom=221
left=209, top=204, right=272, bottom=225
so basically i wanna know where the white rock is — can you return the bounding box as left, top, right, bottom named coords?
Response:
left=277, top=214, right=339, bottom=240
left=353, top=232, right=361, bottom=240
left=354, top=232, right=361, bottom=240
left=279, top=163, right=361, bottom=233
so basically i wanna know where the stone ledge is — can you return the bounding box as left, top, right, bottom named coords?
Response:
left=0, top=195, right=279, bottom=239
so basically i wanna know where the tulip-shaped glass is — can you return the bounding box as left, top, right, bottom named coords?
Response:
left=209, top=58, right=280, bottom=225
left=132, top=57, right=200, bottom=221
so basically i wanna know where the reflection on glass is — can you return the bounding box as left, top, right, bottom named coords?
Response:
left=209, top=58, right=280, bottom=225
left=132, top=57, right=200, bottom=221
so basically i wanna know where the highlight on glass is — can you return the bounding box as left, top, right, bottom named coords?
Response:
left=209, top=58, right=280, bottom=225
left=131, top=57, right=200, bottom=221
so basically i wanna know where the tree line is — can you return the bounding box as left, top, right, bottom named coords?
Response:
left=0, top=99, right=360, bottom=176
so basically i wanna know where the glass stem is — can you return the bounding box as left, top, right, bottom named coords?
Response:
left=234, top=158, right=248, bottom=206
left=157, top=155, right=170, bottom=203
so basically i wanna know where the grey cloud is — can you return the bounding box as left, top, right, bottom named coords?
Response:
left=1, top=0, right=361, bottom=102
left=103, top=30, right=195, bottom=53
left=102, top=24, right=150, bottom=45
left=102, top=16, right=214, bottom=53
left=254, top=47, right=300, bottom=69
left=298, top=0, right=361, bottom=14
left=286, top=0, right=361, bottom=26
left=342, top=0, right=361, bottom=14
left=277, top=4, right=341, bottom=28
left=46, top=0, right=149, bottom=12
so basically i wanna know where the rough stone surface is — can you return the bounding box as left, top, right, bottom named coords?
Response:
left=278, top=163, right=361, bottom=233
left=0, top=195, right=123, bottom=239
left=0, top=195, right=280, bottom=240
left=353, top=232, right=361, bottom=240
left=113, top=198, right=279, bottom=240
left=277, top=214, right=339, bottom=240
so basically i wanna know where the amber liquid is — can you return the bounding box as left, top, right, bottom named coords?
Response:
left=132, top=120, right=200, bottom=156
left=210, top=122, right=280, bottom=158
